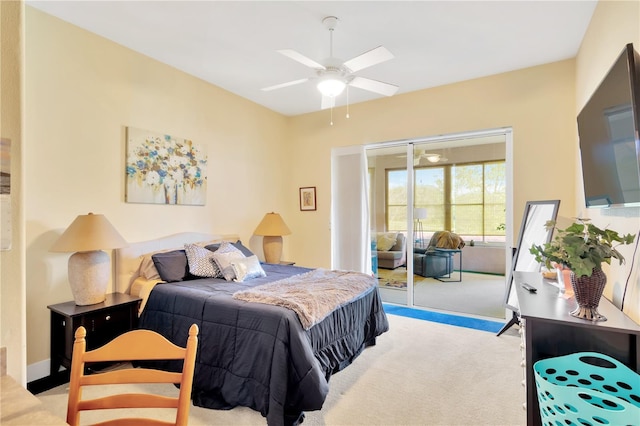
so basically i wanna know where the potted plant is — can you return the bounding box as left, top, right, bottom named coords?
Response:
left=529, top=218, right=635, bottom=321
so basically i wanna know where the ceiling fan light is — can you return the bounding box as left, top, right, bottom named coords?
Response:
left=426, top=154, right=441, bottom=163
left=317, top=78, right=346, bottom=97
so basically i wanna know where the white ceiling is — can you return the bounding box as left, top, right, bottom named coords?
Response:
left=27, top=1, right=598, bottom=117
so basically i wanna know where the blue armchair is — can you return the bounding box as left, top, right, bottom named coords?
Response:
left=413, top=231, right=464, bottom=278
left=413, top=248, right=452, bottom=278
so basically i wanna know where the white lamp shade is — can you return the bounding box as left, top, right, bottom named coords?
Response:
left=414, top=208, right=427, bottom=220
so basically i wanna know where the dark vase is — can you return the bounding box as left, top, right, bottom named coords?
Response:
left=570, top=267, right=607, bottom=322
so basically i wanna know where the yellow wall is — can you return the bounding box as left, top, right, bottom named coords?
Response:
left=24, top=8, right=290, bottom=372
left=1, top=0, right=26, bottom=383
left=574, top=0, right=640, bottom=322
left=287, top=60, right=578, bottom=269
left=11, top=0, right=640, bottom=380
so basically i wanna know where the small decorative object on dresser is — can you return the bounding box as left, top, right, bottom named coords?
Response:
left=530, top=218, right=635, bottom=322
left=299, top=186, right=316, bottom=211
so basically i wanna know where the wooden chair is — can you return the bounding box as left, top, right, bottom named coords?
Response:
left=66, top=324, right=199, bottom=426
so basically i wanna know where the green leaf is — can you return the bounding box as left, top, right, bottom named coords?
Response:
left=527, top=219, right=636, bottom=276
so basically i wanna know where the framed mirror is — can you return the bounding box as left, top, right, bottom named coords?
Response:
left=498, top=200, right=560, bottom=335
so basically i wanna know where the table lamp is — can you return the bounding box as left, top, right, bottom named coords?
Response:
left=254, top=212, right=291, bottom=264
left=50, top=213, right=128, bottom=305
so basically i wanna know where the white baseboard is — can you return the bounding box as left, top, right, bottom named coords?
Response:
left=27, top=358, right=50, bottom=383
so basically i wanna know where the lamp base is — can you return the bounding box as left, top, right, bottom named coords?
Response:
left=263, top=235, right=283, bottom=264
left=68, top=250, right=110, bottom=305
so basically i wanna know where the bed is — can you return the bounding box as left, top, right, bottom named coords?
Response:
left=114, top=232, right=389, bottom=426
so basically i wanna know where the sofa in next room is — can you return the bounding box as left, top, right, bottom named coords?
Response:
left=375, top=232, right=407, bottom=269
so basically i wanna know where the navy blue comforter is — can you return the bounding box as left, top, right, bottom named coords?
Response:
left=138, top=264, right=389, bottom=425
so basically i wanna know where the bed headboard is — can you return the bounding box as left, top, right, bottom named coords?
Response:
left=114, top=232, right=239, bottom=294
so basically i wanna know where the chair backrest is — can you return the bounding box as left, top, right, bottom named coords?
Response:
left=66, top=324, right=199, bottom=426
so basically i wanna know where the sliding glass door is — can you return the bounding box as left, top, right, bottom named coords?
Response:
left=411, top=139, right=507, bottom=317
left=365, top=130, right=510, bottom=318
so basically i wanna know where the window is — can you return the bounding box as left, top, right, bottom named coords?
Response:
left=386, top=161, right=505, bottom=243
left=386, top=169, right=407, bottom=232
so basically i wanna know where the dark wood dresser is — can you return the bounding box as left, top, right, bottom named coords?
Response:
left=514, top=271, right=640, bottom=425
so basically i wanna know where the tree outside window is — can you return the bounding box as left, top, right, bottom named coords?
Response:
left=385, top=161, right=505, bottom=243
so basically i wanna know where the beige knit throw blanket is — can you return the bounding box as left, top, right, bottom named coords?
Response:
left=233, top=268, right=377, bottom=330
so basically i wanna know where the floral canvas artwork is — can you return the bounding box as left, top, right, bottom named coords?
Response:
left=126, top=127, right=207, bottom=205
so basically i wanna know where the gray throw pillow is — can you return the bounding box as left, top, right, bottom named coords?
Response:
left=205, top=240, right=255, bottom=258
left=151, top=250, right=193, bottom=282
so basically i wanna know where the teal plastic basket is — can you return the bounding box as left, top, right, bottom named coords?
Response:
left=534, top=352, right=640, bottom=426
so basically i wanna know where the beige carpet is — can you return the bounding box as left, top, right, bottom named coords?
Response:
left=377, top=268, right=506, bottom=319
left=37, top=314, right=525, bottom=425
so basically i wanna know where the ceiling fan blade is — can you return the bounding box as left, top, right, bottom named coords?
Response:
left=278, top=49, right=326, bottom=70
left=349, top=76, right=399, bottom=96
left=321, top=95, right=335, bottom=110
left=343, top=46, right=394, bottom=72
left=261, top=78, right=309, bottom=92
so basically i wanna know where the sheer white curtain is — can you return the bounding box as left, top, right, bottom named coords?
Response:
left=331, top=145, right=371, bottom=273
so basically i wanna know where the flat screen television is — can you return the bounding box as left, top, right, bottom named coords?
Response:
left=577, top=43, right=640, bottom=208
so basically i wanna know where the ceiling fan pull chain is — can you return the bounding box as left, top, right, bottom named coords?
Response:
left=346, top=86, right=350, bottom=119
left=330, top=105, right=334, bottom=126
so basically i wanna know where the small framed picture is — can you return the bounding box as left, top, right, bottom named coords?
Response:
left=299, top=187, right=316, bottom=211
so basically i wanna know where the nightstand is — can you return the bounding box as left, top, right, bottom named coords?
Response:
left=279, top=261, right=295, bottom=266
left=47, top=293, right=141, bottom=376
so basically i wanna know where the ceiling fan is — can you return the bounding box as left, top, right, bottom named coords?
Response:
left=396, top=149, right=449, bottom=165
left=261, top=16, right=399, bottom=110
left=414, top=150, right=448, bottom=165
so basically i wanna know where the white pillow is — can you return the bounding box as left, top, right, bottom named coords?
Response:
left=377, top=233, right=398, bottom=251
left=231, top=255, right=266, bottom=282
left=213, top=250, right=246, bottom=281
left=184, top=243, right=221, bottom=278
